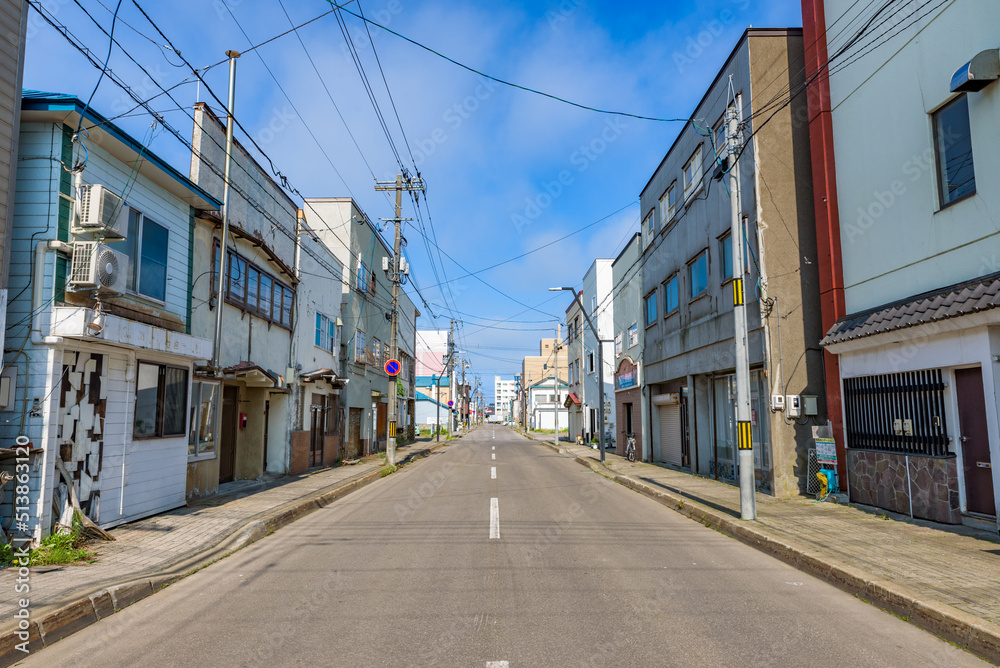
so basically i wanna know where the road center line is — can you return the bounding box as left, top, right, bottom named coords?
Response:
left=491, top=453, right=495, bottom=460
left=487, top=663, right=509, bottom=668
left=491, top=466, right=496, bottom=479
left=490, top=497, right=500, bottom=539
left=492, top=445, right=495, bottom=451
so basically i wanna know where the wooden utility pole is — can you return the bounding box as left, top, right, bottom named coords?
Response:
left=375, top=174, right=424, bottom=466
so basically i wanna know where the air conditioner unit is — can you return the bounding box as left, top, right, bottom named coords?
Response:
left=68, top=241, right=129, bottom=293
left=73, top=184, right=127, bottom=239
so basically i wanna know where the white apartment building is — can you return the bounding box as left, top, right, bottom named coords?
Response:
left=494, top=376, right=517, bottom=421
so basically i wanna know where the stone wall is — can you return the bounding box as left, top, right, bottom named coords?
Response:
left=847, top=450, right=961, bottom=524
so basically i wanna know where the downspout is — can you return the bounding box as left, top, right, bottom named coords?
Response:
left=31, top=240, right=72, bottom=345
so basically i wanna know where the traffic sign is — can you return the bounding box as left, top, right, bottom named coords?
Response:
left=447, top=400, right=454, bottom=407
left=385, top=358, right=401, bottom=376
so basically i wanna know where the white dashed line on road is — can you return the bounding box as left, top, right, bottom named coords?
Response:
left=491, top=466, right=496, bottom=479
left=492, top=445, right=495, bottom=451
left=490, top=498, right=500, bottom=539
left=487, top=663, right=509, bottom=668
left=491, top=453, right=495, bottom=460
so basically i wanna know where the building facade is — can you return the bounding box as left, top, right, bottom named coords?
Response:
left=302, top=197, right=416, bottom=458
left=807, top=0, right=1000, bottom=527
left=640, top=29, right=826, bottom=496
left=2, top=93, right=219, bottom=537
left=582, top=260, right=616, bottom=446
left=611, top=233, right=649, bottom=460
left=494, top=376, right=516, bottom=422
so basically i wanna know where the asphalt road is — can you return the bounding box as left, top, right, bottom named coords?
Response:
left=19, top=425, right=984, bottom=667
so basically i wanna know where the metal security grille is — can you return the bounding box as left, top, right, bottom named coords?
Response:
left=806, top=449, right=821, bottom=495
left=843, top=369, right=950, bottom=456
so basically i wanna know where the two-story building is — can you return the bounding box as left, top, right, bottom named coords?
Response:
left=188, top=103, right=299, bottom=495
left=1, top=93, right=220, bottom=536
left=806, top=0, right=1000, bottom=527
left=639, top=28, right=826, bottom=496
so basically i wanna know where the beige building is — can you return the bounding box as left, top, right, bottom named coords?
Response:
left=519, top=335, right=568, bottom=428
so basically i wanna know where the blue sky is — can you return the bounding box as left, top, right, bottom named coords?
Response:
left=23, top=0, right=802, bottom=400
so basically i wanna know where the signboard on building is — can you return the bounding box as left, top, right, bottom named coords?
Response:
left=616, top=358, right=636, bottom=390
left=816, top=437, right=837, bottom=466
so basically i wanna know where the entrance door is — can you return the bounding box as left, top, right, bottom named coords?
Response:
left=309, top=394, right=326, bottom=468
left=376, top=401, right=387, bottom=447
left=956, top=367, right=996, bottom=516
left=348, top=407, right=362, bottom=459
left=219, top=386, right=238, bottom=484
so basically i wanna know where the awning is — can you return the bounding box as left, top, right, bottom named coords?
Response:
left=300, top=368, right=342, bottom=385
left=223, top=362, right=284, bottom=389
left=821, top=270, right=1000, bottom=347
left=563, top=393, right=580, bottom=409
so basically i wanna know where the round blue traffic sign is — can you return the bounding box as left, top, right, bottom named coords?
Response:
left=385, top=359, right=401, bottom=376
left=447, top=400, right=454, bottom=407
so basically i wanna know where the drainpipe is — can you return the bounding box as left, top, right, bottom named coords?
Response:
left=32, top=240, right=73, bottom=345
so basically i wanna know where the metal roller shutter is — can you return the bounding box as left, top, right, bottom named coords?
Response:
left=659, top=403, right=682, bottom=466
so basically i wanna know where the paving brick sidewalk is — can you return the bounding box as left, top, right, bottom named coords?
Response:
left=533, top=433, right=1000, bottom=626
left=0, top=439, right=448, bottom=626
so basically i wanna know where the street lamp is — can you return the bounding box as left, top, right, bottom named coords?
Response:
left=550, top=287, right=609, bottom=463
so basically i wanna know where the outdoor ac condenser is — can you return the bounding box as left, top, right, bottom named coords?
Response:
left=73, top=184, right=128, bottom=239
left=68, top=241, right=129, bottom=294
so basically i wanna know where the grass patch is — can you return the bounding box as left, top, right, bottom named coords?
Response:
left=380, top=465, right=397, bottom=477
left=1, top=514, right=96, bottom=567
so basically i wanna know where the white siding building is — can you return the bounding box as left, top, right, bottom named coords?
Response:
left=1, top=93, right=219, bottom=537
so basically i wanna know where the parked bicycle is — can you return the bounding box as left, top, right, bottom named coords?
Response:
left=625, top=435, right=636, bottom=462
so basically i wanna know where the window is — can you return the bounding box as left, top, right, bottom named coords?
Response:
left=719, top=233, right=733, bottom=281
left=373, top=338, right=382, bottom=365
left=354, top=329, right=366, bottom=364
left=689, top=252, right=709, bottom=299
left=628, top=323, right=638, bottom=347
left=587, top=352, right=595, bottom=374
left=934, top=94, right=975, bottom=207
left=659, top=184, right=676, bottom=226
left=213, top=241, right=294, bottom=328
left=664, top=274, right=679, bottom=314
left=683, top=146, right=704, bottom=201
left=644, top=291, right=657, bottom=325
left=316, top=313, right=336, bottom=353
left=134, top=362, right=188, bottom=438
left=591, top=296, right=596, bottom=312
left=356, top=255, right=370, bottom=293
left=643, top=210, right=654, bottom=247
left=614, top=332, right=623, bottom=356
left=188, top=382, right=219, bottom=457
left=122, top=210, right=169, bottom=302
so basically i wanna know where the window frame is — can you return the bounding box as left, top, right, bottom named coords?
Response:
left=933, top=93, right=976, bottom=209
left=719, top=232, right=733, bottom=283
left=122, top=208, right=169, bottom=304
left=627, top=322, right=638, bottom=348
left=642, top=210, right=654, bottom=247
left=683, top=145, right=704, bottom=202
left=614, top=332, right=623, bottom=356
left=213, top=239, right=295, bottom=330
left=644, top=290, right=658, bottom=327
left=688, top=250, right=709, bottom=301
left=587, top=352, right=595, bottom=374
left=188, top=381, right=220, bottom=460
left=316, top=313, right=337, bottom=353
left=663, top=273, right=680, bottom=316
left=353, top=329, right=367, bottom=364
left=134, top=361, right=189, bottom=440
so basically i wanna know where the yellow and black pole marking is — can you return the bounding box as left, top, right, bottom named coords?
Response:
left=733, top=277, right=744, bottom=306
left=737, top=420, right=753, bottom=450
left=389, top=421, right=397, bottom=439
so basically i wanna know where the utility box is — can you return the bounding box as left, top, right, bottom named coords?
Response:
left=802, top=395, right=818, bottom=416
left=787, top=395, right=802, bottom=418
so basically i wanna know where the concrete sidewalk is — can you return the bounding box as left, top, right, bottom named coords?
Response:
left=0, top=436, right=459, bottom=664
left=530, top=432, right=1000, bottom=663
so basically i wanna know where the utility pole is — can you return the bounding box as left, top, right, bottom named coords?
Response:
left=374, top=174, right=424, bottom=466
left=211, top=50, right=240, bottom=374
left=727, top=93, right=757, bottom=520
left=553, top=324, right=560, bottom=442
left=435, top=374, right=441, bottom=442
left=447, top=319, right=455, bottom=437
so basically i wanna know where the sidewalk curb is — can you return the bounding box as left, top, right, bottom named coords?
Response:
left=549, top=443, right=1000, bottom=664
left=0, top=441, right=451, bottom=666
